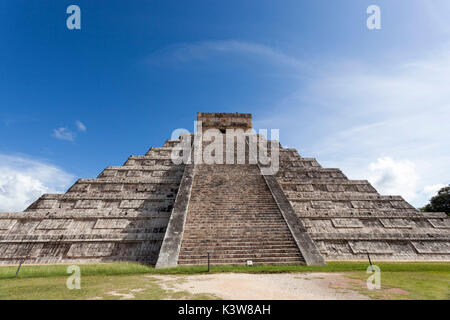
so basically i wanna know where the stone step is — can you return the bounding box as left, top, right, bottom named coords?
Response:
left=27, top=197, right=176, bottom=211
left=77, top=177, right=181, bottom=184
left=189, top=206, right=279, bottom=209
left=182, top=238, right=296, bottom=244
left=163, top=139, right=182, bottom=147
left=182, top=233, right=293, bottom=240
left=101, top=165, right=183, bottom=171
left=180, top=244, right=297, bottom=252
left=179, top=250, right=301, bottom=257
left=178, top=256, right=303, bottom=265
left=123, top=158, right=180, bottom=167
left=67, top=184, right=179, bottom=195
left=181, top=236, right=295, bottom=243
left=0, top=228, right=168, bottom=238
left=287, top=194, right=405, bottom=201
left=33, top=194, right=177, bottom=201
left=191, top=190, right=274, bottom=193
left=187, top=214, right=286, bottom=218
left=180, top=244, right=299, bottom=252
left=97, top=170, right=183, bottom=180
left=279, top=172, right=347, bottom=178
left=279, top=168, right=343, bottom=173
left=127, top=155, right=174, bottom=161
left=182, top=230, right=292, bottom=235
left=186, top=220, right=290, bottom=225
left=181, top=222, right=289, bottom=227
left=179, top=252, right=302, bottom=260
left=188, top=213, right=287, bottom=218
left=186, top=217, right=288, bottom=222
left=281, top=180, right=371, bottom=186
left=189, top=196, right=276, bottom=200
left=189, top=196, right=277, bottom=200
left=310, top=233, right=450, bottom=241
left=2, top=210, right=173, bottom=219
left=146, top=146, right=178, bottom=152
left=188, top=206, right=280, bottom=210
left=277, top=178, right=350, bottom=184
left=0, top=232, right=165, bottom=242
left=291, top=210, right=436, bottom=219
left=183, top=226, right=291, bottom=233
left=189, top=198, right=276, bottom=202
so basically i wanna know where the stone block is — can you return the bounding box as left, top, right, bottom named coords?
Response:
left=0, top=219, right=17, bottom=230
left=349, top=241, right=393, bottom=254
left=380, top=219, right=413, bottom=229
left=412, top=241, right=450, bottom=254
left=67, top=243, right=116, bottom=258
left=332, top=218, right=364, bottom=228
left=428, top=218, right=450, bottom=229
left=93, top=219, right=130, bottom=229
left=36, top=219, right=73, bottom=230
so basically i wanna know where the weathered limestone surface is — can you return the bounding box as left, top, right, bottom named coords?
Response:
left=0, top=112, right=449, bottom=265
left=262, top=174, right=325, bottom=266
left=275, top=147, right=450, bottom=260
left=155, top=134, right=197, bottom=268
left=197, top=112, right=252, bottom=131
left=0, top=139, right=185, bottom=264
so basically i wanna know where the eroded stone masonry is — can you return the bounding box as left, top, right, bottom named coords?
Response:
left=0, top=112, right=449, bottom=266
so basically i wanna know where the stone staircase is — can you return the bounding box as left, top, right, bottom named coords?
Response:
left=178, top=135, right=304, bottom=265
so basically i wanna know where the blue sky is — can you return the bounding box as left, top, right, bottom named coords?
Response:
left=1, top=0, right=449, bottom=210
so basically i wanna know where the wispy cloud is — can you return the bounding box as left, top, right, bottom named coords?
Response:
left=53, top=127, right=74, bottom=141
left=75, top=120, right=87, bottom=132
left=0, top=154, right=74, bottom=211
left=148, top=40, right=303, bottom=68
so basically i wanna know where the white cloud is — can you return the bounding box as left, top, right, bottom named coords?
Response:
left=75, top=120, right=87, bottom=132
left=148, top=40, right=303, bottom=68
left=53, top=127, right=74, bottom=141
left=367, top=157, right=419, bottom=202
left=422, top=184, right=446, bottom=197
left=0, top=155, right=75, bottom=211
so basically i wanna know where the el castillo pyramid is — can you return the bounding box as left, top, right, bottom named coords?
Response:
left=0, top=112, right=449, bottom=266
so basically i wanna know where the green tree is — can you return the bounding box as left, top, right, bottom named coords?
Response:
left=421, top=185, right=450, bottom=216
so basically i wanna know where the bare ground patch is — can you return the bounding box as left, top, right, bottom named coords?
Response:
left=147, top=272, right=370, bottom=300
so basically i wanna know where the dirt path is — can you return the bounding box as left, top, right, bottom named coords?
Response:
left=148, top=272, right=370, bottom=300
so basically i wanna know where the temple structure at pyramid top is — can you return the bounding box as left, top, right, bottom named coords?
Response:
left=0, top=112, right=449, bottom=266
left=197, top=112, right=252, bottom=131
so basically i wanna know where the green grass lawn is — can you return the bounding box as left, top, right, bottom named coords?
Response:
left=0, top=274, right=218, bottom=300
left=344, top=271, right=450, bottom=300
left=2, top=261, right=449, bottom=279
left=0, top=261, right=448, bottom=300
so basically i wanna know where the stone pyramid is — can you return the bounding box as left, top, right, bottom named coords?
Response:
left=0, top=112, right=448, bottom=266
